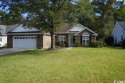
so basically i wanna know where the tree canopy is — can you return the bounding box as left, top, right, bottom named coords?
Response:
left=0, top=0, right=125, bottom=48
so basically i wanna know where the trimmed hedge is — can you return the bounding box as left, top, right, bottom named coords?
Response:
left=64, top=41, right=68, bottom=47
left=55, top=41, right=61, bottom=46
left=91, top=41, right=101, bottom=47
left=55, top=41, right=68, bottom=47
left=74, top=41, right=80, bottom=47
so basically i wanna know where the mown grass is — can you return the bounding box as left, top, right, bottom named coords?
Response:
left=0, top=47, right=125, bottom=83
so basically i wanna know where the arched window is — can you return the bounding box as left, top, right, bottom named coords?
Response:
left=82, top=32, right=90, bottom=45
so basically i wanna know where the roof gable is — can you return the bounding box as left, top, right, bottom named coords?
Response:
left=68, top=24, right=84, bottom=32
left=56, top=23, right=97, bottom=35
left=68, top=24, right=97, bottom=35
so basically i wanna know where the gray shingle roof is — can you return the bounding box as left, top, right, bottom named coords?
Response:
left=56, top=23, right=97, bottom=36
left=6, top=24, right=20, bottom=33
left=0, top=25, right=7, bottom=34
left=56, top=23, right=73, bottom=33
left=117, top=22, right=125, bottom=30
left=0, top=24, right=20, bottom=35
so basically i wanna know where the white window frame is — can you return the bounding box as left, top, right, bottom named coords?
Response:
left=82, top=32, right=90, bottom=45
left=58, top=36, right=66, bottom=45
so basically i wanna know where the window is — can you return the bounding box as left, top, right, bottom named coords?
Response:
left=58, top=36, right=66, bottom=45
left=121, top=36, right=123, bottom=41
left=0, top=38, right=2, bottom=42
left=115, top=37, right=117, bottom=44
left=20, top=37, right=22, bottom=39
left=14, top=37, right=17, bottom=39
left=34, top=37, right=36, bottom=39
left=17, top=37, right=19, bottom=39
left=82, top=32, right=90, bottom=45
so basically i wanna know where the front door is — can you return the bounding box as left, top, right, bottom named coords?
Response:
left=73, top=36, right=75, bottom=45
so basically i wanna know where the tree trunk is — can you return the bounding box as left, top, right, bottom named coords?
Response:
left=50, top=33, right=55, bottom=49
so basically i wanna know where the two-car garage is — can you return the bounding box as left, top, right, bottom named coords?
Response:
left=13, top=36, right=37, bottom=49
left=7, top=34, right=51, bottom=49
left=6, top=25, right=51, bottom=49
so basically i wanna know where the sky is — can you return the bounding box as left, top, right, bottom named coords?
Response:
left=0, top=0, right=125, bottom=12
left=117, top=0, right=125, bottom=3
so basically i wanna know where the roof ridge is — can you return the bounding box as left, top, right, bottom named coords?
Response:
left=6, top=24, right=20, bottom=33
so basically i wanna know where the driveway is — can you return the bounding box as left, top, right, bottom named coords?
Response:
left=0, top=48, right=32, bottom=55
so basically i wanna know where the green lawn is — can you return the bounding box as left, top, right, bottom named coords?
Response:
left=0, top=47, right=125, bottom=83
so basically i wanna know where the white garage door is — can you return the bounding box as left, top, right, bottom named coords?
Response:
left=13, top=36, right=37, bottom=48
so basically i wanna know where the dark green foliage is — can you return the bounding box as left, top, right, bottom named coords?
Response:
left=64, top=41, right=68, bottom=47
left=105, top=36, right=114, bottom=46
left=55, top=41, right=68, bottom=47
left=122, top=39, right=125, bottom=48
left=91, top=41, right=101, bottom=48
left=55, top=42, right=61, bottom=46
left=74, top=41, right=80, bottom=47
left=0, top=1, right=24, bottom=24
left=91, top=0, right=115, bottom=38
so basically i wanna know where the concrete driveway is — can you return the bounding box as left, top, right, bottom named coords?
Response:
left=0, top=48, right=32, bottom=55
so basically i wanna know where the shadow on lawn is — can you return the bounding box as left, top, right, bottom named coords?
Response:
left=0, top=49, right=58, bottom=57
left=104, top=46, right=124, bottom=50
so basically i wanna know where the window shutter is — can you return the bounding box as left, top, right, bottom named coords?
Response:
left=81, top=36, right=82, bottom=44
left=90, top=36, right=91, bottom=45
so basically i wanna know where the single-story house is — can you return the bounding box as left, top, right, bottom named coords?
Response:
left=112, top=22, right=125, bottom=44
left=55, top=24, right=98, bottom=47
left=7, top=24, right=51, bottom=49
left=6, top=23, right=97, bottom=49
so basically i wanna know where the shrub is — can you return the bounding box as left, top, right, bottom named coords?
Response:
left=122, top=39, right=125, bottom=48
left=91, top=41, right=101, bottom=47
left=64, top=41, right=68, bottom=47
left=104, top=36, right=114, bottom=46
left=55, top=41, right=61, bottom=46
left=74, top=41, right=80, bottom=47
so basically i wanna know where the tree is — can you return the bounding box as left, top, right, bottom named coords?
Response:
left=1, top=0, right=23, bottom=24
left=24, top=0, right=75, bottom=49
left=1, top=0, right=75, bottom=49
left=75, top=0, right=94, bottom=29
left=91, top=0, right=116, bottom=39
left=113, top=1, right=125, bottom=21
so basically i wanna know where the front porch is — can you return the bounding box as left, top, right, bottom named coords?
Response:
left=68, top=33, right=97, bottom=47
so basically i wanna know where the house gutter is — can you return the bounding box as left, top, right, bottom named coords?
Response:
left=7, top=33, right=43, bottom=35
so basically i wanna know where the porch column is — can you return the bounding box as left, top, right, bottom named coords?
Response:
left=68, top=34, right=71, bottom=47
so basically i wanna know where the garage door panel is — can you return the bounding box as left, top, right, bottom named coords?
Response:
left=13, top=36, right=37, bottom=48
